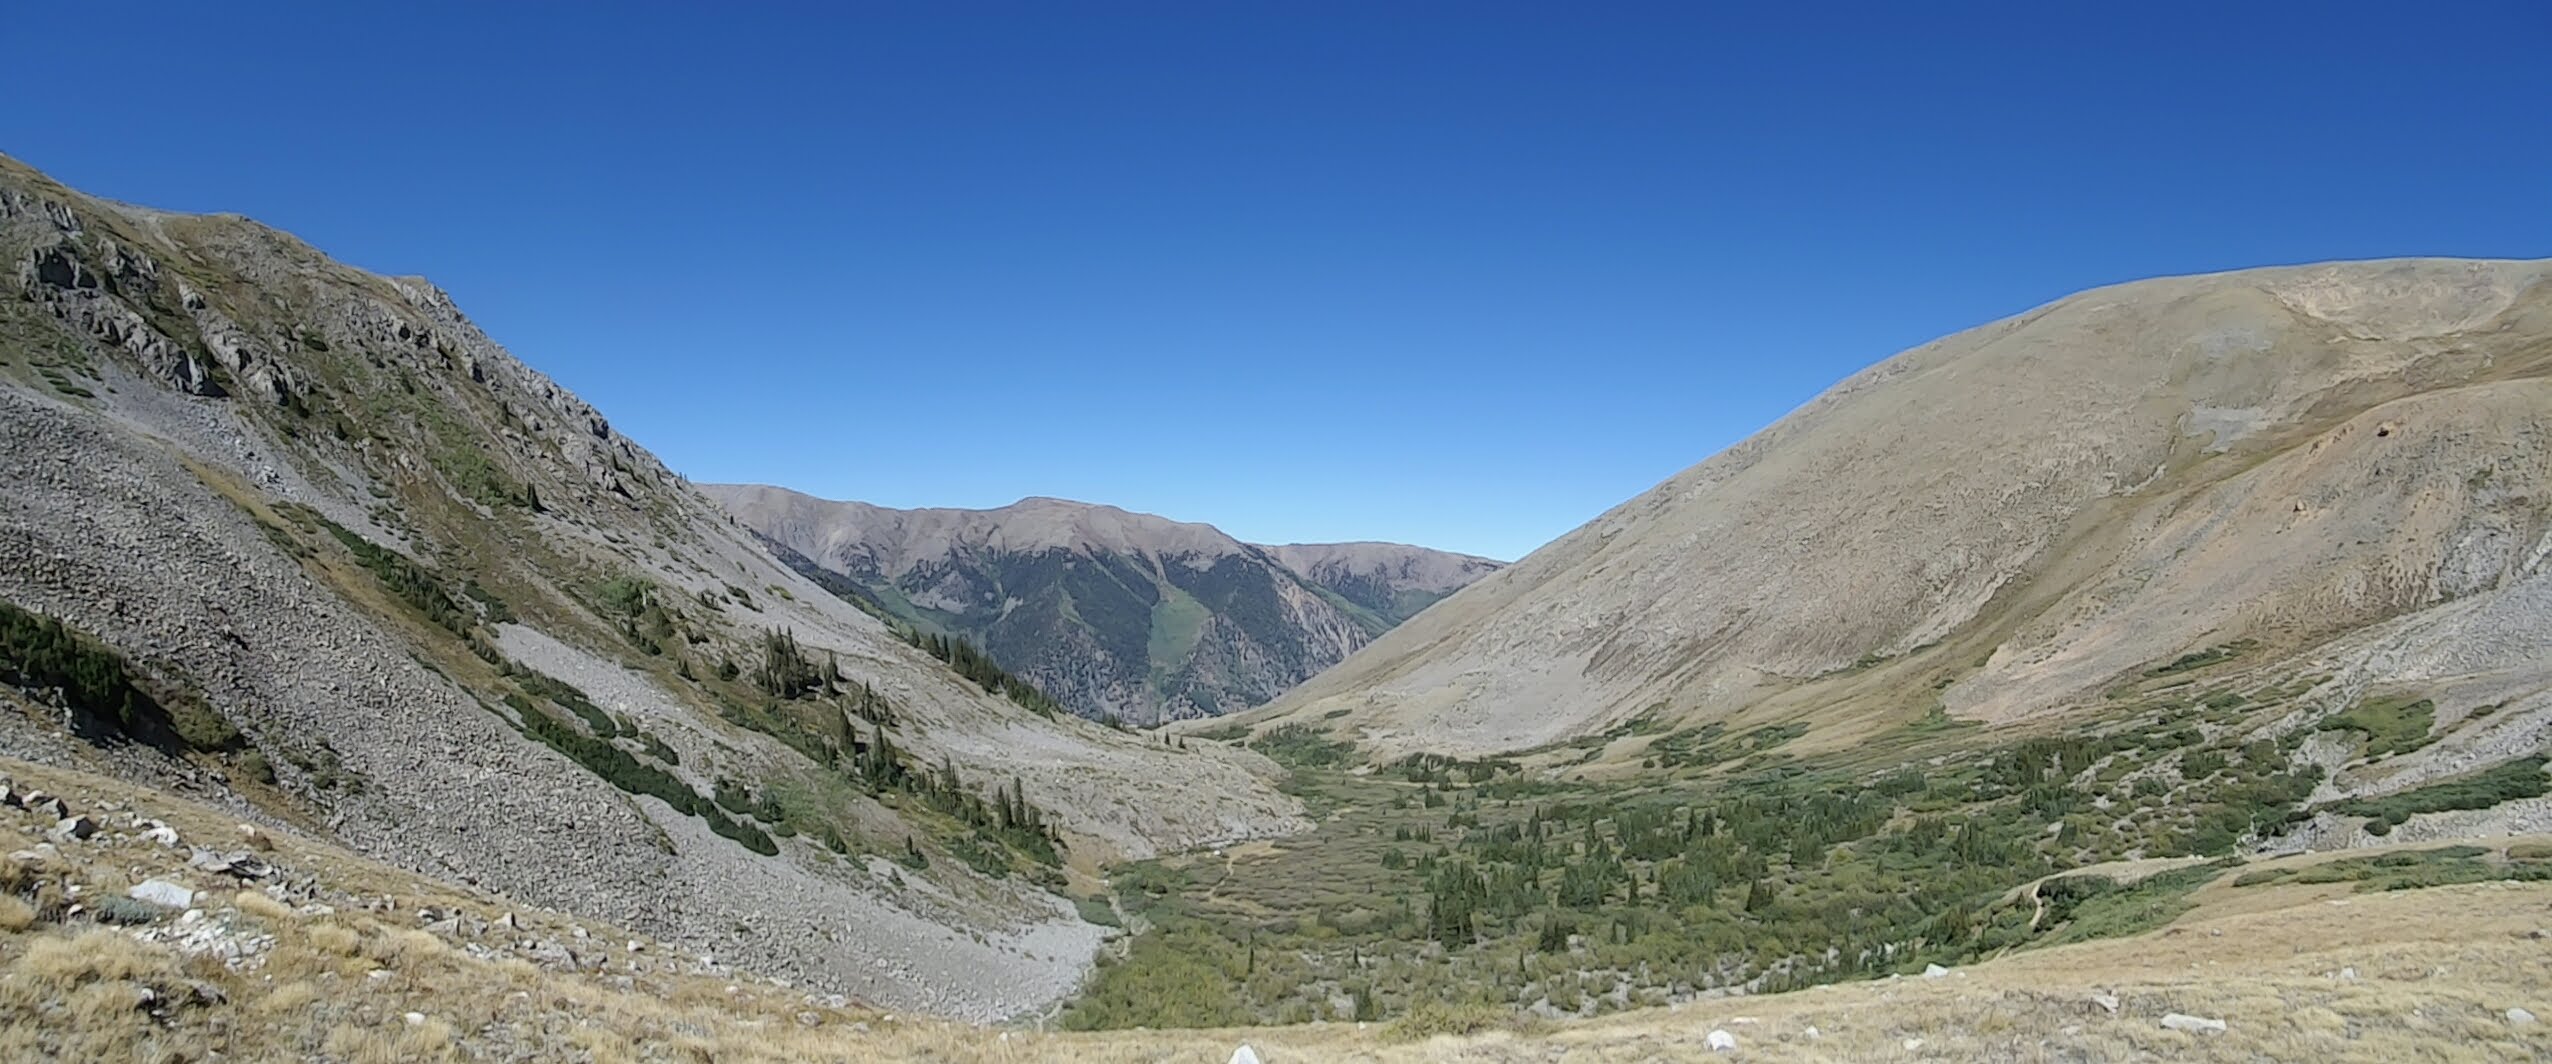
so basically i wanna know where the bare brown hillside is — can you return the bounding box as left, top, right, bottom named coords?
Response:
left=1230, top=259, right=2552, bottom=767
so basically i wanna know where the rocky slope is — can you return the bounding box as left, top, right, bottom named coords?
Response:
left=0, top=153, right=1303, bottom=1019
left=704, top=486, right=1501, bottom=724
left=1230, top=258, right=2552, bottom=797
left=8, top=754, right=2543, bottom=1063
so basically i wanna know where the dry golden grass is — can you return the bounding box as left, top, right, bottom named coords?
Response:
left=0, top=756, right=2546, bottom=1062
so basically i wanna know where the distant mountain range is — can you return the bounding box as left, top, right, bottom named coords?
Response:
left=703, top=486, right=1502, bottom=724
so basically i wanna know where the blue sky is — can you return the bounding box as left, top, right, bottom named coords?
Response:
left=10, top=3, right=2547, bottom=561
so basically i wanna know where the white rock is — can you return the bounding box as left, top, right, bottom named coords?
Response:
left=1904, top=1037, right=1925, bottom=1051
left=1803, top=1025, right=1820, bottom=1039
left=2161, top=1013, right=2227, bottom=1034
left=1922, top=963, right=1950, bottom=979
left=2089, top=992, right=2120, bottom=1014
left=403, top=1012, right=426, bottom=1026
left=1228, top=1045, right=1262, bottom=1064
left=143, top=825, right=181, bottom=847
left=2339, top=967, right=2357, bottom=981
left=2510, top=1007, right=2536, bottom=1027
left=128, top=879, right=196, bottom=909
left=1705, top=1028, right=1737, bottom=1052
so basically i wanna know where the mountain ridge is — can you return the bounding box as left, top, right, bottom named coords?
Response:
left=0, top=151, right=1304, bottom=1019
left=705, top=483, right=1501, bottom=723
left=1222, top=256, right=2552, bottom=763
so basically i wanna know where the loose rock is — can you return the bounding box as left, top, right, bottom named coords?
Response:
left=129, top=879, right=197, bottom=909
left=2161, top=1013, right=2228, bottom=1034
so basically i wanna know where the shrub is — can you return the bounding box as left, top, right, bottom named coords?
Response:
left=1251, top=724, right=1356, bottom=768
left=2326, top=757, right=2548, bottom=830
left=2316, top=696, right=2438, bottom=758
left=0, top=598, right=239, bottom=753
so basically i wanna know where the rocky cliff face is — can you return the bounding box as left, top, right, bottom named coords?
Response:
left=704, top=487, right=1502, bottom=724
left=0, top=153, right=1303, bottom=1019
left=1232, top=259, right=2552, bottom=773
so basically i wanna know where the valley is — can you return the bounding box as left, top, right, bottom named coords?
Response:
left=0, top=142, right=2546, bottom=1063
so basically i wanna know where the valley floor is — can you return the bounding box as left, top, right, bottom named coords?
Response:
left=1, top=756, right=2545, bottom=1062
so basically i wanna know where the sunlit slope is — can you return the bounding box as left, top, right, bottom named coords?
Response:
left=1231, top=259, right=2552, bottom=759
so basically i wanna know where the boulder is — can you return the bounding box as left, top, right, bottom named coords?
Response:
left=2089, top=992, right=2120, bottom=1014
left=1922, top=963, right=1950, bottom=979
left=2161, top=1013, right=2227, bottom=1034
left=2510, top=1007, right=2536, bottom=1027
left=188, top=849, right=274, bottom=879
left=1228, top=1045, right=1262, bottom=1064
left=50, top=815, right=97, bottom=841
left=1705, top=1029, right=1737, bottom=1052
left=128, top=879, right=196, bottom=910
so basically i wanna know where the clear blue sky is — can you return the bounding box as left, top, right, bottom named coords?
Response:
left=11, top=3, right=2547, bottom=561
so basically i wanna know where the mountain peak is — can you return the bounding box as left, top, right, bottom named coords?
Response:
left=703, top=483, right=1503, bottom=723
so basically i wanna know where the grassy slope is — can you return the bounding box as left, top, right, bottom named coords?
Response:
left=1144, top=586, right=1210, bottom=693
left=3, top=755, right=2542, bottom=1063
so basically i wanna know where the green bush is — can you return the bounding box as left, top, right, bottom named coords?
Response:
left=509, top=693, right=773, bottom=856
left=0, top=598, right=239, bottom=753
left=2316, top=696, right=2438, bottom=758
left=2326, top=757, right=2548, bottom=830
left=1073, top=896, right=1123, bottom=928
left=1251, top=724, right=1356, bottom=768
left=316, top=516, right=475, bottom=639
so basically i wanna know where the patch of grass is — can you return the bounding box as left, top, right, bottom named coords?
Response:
left=1249, top=724, right=1356, bottom=769
left=1059, top=925, right=1244, bottom=1030
left=1387, top=998, right=1539, bottom=1040
left=2035, top=863, right=2228, bottom=946
left=311, top=513, right=477, bottom=640
left=2234, top=845, right=2543, bottom=892
left=1146, top=586, right=1211, bottom=679
left=1647, top=722, right=1808, bottom=771
left=510, top=668, right=617, bottom=739
left=2324, top=757, right=2548, bottom=834
left=2316, top=695, right=2437, bottom=758
left=0, top=597, right=241, bottom=754
left=1073, top=896, right=1122, bottom=928
left=2144, top=640, right=2256, bottom=677
left=504, top=693, right=775, bottom=857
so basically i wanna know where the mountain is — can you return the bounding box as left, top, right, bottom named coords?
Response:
left=1097, top=258, right=2552, bottom=1032
left=1231, top=258, right=2552, bottom=766
left=701, top=486, right=1502, bottom=724
left=1260, top=541, right=1505, bottom=625
left=0, top=153, right=1304, bottom=1019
